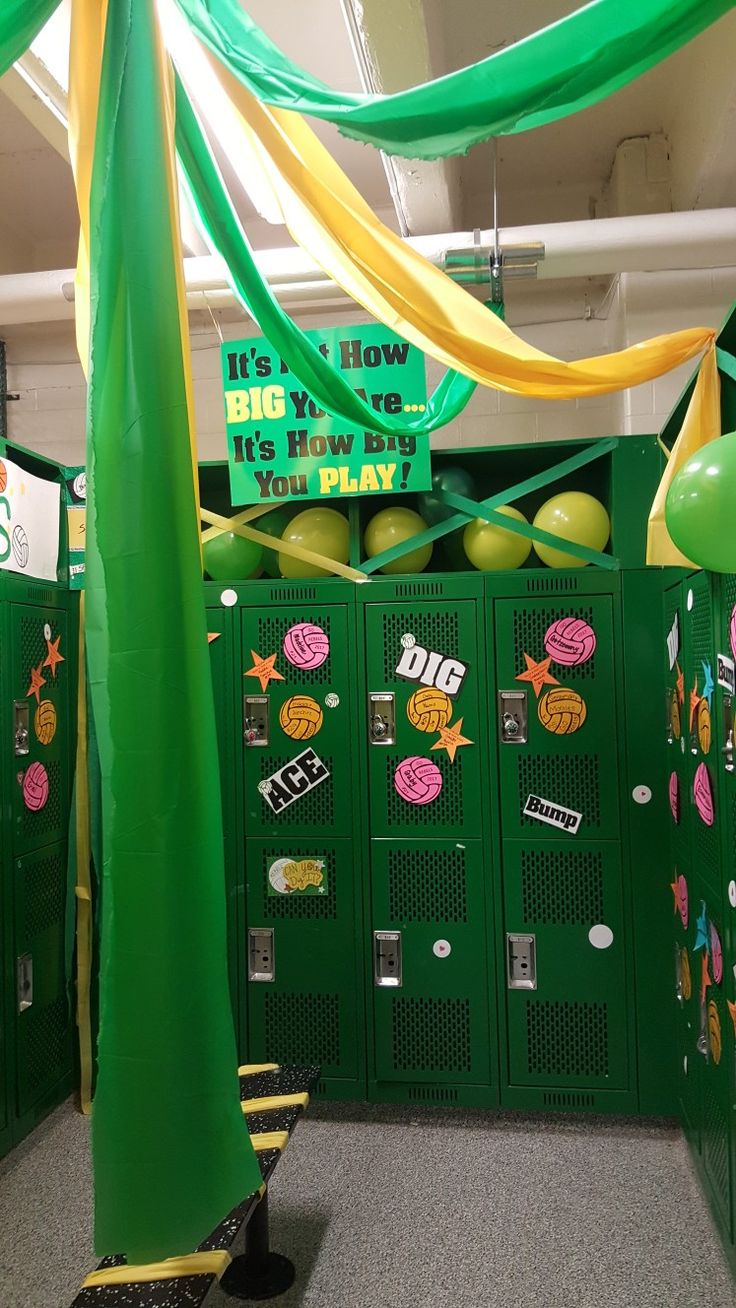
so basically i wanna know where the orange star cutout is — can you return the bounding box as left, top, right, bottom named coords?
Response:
left=244, top=650, right=285, bottom=693
left=26, top=662, right=46, bottom=705
left=700, top=950, right=712, bottom=1005
left=207, top=633, right=221, bottom=644
left=689, top=680, right=700, bottom=733
left=42, top=634, right=64, bottom=679
left=515, top=653, right=560, bottom=699
left=675, top=662, right=684, bottom=705
left=431, top=717, right=473, bottom=763
left=728, top=1000, right=736, bottom=1038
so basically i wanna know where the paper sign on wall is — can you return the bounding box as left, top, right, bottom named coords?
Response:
left=0, top=456, right=60, bottom=583
left=259, top=748, right=329, bottom=814
left=63, top=467, right=86, bottom=589
left=523, top=794, right=582, bottom=834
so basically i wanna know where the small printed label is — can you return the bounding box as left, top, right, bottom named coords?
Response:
left=523, top=793, right=582, bottom=834
left=717, top=653, right=735, bottom=694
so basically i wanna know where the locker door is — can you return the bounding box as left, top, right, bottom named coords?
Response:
left=718, top=572, right=736, bottom=1246
left=364, top=599, right=492, bottom=1091
left=206, top=606, right=240, bottom=1035
left=494, top=594, right=631, bottom=1102
left=664, top=582, right=701, bottom=1146
left=685, top=573, right=733, bottom=1238
left=14, top=842, right=72, bottom=1117
left=10, top=604, right=69, bottom=858
left=241, top=601, right=363, bottom=1095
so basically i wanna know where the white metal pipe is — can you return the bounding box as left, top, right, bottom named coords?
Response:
left=1, top=208, right=734, bottom=326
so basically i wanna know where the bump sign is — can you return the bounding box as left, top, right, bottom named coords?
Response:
left=394, top=643, right=469, bottom=698
left=260, top=748, right=329, bottom=814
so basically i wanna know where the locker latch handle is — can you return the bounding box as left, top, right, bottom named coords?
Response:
left=498, top=691, right=528, bottom=744
left=374, top=931, right=402, bottom=986
left=248, top=928, right=275, bottom=982
left=13, top=701, right=30, bottom=757
left=17, top=953, right=33, bottom=1013
left=507, top=934, right=536, bottom=989
left=722, top=694, right=734, bottom=773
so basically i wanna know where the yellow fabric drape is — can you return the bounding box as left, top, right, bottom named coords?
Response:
left=191, top=41, right=716, bottom=401
left=646, top=344, right=722, bottom=567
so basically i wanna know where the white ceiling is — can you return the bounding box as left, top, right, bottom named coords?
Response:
left=0, top=0, right=734, bottom=273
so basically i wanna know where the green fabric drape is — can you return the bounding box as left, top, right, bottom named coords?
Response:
left=86, top=0, right=260, bottom=1261
left=0, top=0, right=61, bottom=77
left=175, top=79, right=482, bottom=436
left=173, top=0, right=733, bottom=159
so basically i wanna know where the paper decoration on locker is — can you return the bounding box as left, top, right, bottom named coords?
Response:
left=283, top=622, right=330, bottom=670
left=544, top=617, right=596, bottom=666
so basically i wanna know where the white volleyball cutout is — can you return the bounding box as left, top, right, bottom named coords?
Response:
left=588, top=924, right=614, bottom=950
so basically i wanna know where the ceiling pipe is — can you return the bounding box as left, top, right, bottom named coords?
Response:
left=0, top=208, right=734, bottom=327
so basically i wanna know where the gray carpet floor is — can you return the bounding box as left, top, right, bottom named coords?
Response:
left=0, top=1099, right=733, bottom=1308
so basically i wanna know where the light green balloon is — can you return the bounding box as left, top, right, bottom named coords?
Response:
left=278, top=507, right=349, bottom=578
left=532, top=492, right=610, bottom=568
left=364, top=506, right=433, bottom=575
left=463, top=505, right=531, bottom=571
left=665, top=431, right=736, bottom=572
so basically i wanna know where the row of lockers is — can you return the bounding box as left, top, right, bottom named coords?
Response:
left=207, top=568, right=671, bottom=1115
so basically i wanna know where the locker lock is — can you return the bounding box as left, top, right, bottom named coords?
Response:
left=368, top=693, right=396, bottom=745
left=13, top=701, right=30, bottom=757
left=722, top=694, right=734, bottom=773
left=243, top=695, right=269, bottom=747
left=498, top=691, right=528, bottom=744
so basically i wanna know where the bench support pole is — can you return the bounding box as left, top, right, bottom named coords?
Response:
left=220, top=1191, right=295, bottom=1301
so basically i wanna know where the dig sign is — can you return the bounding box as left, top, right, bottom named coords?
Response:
left=221, top=325, right=431, bottom=505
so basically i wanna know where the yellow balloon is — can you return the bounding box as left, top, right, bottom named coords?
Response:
left=463, top=505, right=531, bottom=571
left=278, top=507, right=349, bottom=578
left=532, top=492, right=610, bottom=569
left=364, top=507, right=433, bottom=575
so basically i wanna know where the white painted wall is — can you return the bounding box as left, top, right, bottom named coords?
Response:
left=3, top=268, right=735, bottom=469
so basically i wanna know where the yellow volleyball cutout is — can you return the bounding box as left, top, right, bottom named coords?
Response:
left=697, top=700, right=712, bottom=755
left=406, top=686, right=452, bottom=733
left=670, top=694, right=681, bottom=741
left=681, top=948, right=691, bottom=1001
left=708, top=999, right=722, bottom=1065
left=279, top=695, right=323, bottom=741
left=538, top=687, right=587, bottom=735
left=34, top=699, right=57, bottom=746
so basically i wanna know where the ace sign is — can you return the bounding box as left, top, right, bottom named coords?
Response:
left=221, top=325, right=431, bottom=505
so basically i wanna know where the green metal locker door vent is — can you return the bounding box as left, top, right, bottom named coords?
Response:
left=525, top=1000, right=608, bottom=1078
left=14, top=844, right=72, bottom=1117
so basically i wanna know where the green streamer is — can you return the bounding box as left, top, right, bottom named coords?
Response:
left=86, top=0, right=260, bottom=1261
left=174, top=79, right=481, bottom=436
left=0, top=0, right=61, bottom=77
left=174, top=0, right=733, bottom=160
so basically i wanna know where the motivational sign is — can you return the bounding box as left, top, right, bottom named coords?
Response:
left=523, top=794, right=582, bottom=834
left=0, top=455, right=60, bottom=583
left=258, top=747, right=329, bottom=814
left=394, top=640, right=469, bottom=698
left=63, top=466, right=87, bottom=589
left=221, top=325, right=431, bottom=504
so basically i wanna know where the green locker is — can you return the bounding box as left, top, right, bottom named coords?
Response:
left=362, top=579, right=496, bottom=1105
left=716, top=572, right=736, bottom=1254
left=238, top=584, right=365, bottom=1098
left=10, top=602, right=70, bottom=858
left=206, top=599, right=241, bottom=1045
left=492, top=584, right=634, bottom=1109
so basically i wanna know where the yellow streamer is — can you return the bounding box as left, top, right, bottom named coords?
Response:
left=202, top=503, right=278, bottom=544
left=251, top=1131, right=289, bottom=1152
left=83, top=1251, right=231, bottom=1288
left=194, top=43, right=716, bottom=400
left=241, top=1092, right=310, bottom=1114
left=199, top=506, right=367, bottom=582
left=646, top=344, right=722, bottom=566
left=73, top=594, right=93, bottom=1114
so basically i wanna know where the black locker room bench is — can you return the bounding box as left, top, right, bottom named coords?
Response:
left=69, top=1064, right=320, bottom=1306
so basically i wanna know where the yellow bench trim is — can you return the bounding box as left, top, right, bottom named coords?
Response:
left=251, top=1130, right=289, bottom=1153
left=83, top=1251, right=231, bottom=1287
left=241, top=1092, right=309, bottom=1114
left=238, top=1062, right=280, bottom=1075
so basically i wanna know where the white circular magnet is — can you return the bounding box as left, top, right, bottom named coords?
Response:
left=729, top=880, right=736, bottom=908
left=632, top=785, right=652, bottom=805
left=683, top=1055, right=688, bottom=1076
left=43, top=623, right=51, bottom=640
left=220, top=588, right=238, bottom=607
left=680, top=736, right=685, bottom=754
left=433, top=939, right=451, bottom=959
left=401, top=633, right=416, bottom=649
left=687, top=588, right=694, bottom=612
left=588, top=924, right=614, bottom=950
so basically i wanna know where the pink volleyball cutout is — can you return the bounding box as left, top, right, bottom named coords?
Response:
left=544, top=616, right=597, bottom=667
left=668, top=771, right=680, bottom=824
left=23, top=761, right=49, bottom=812
left=730, top=604, right=736, bottom=662
left=710, top=923, right=723, bottom=985
left=693, top=762, right=714, bottom=826
left=394, top=756, right=443, bottom=806
left=283, top=621, right=330, bottom=671
left=675, top=873, right=688, bottom=930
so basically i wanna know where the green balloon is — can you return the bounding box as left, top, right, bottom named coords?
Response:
left=202, top=530, right=263, bottom=581
left=364, top=506, right=432, bottom=575
left=418, top=466, right=477, bottom=526
left=279, top=507, right=349, bottom=578
left=666, top=432, right=736, bottom=572
left=257, top=505, right=298, bottom=578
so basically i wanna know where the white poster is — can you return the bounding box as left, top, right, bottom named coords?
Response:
left=0, top=455, right=60, bottom=583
